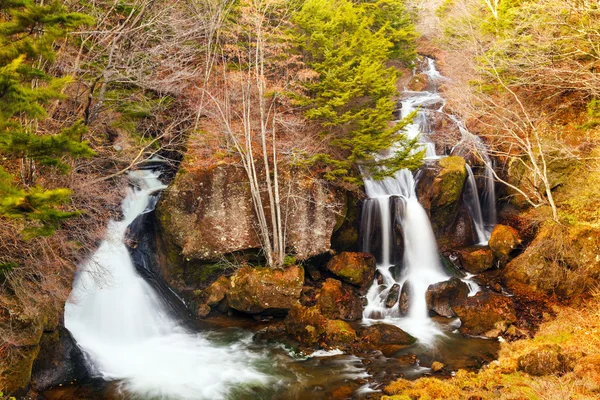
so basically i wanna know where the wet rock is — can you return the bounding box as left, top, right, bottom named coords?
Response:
left=30, top=327, right=89, bottom=391
left=416, top=157, right=469, bottom=244
left=426, top=277, right=469, bottom=318
left=360, top=324, right=416, bottom=346
left=399, top=281, right=412, bottom=316
left=317, top=279, right=363, bottom=321
left=196, top=303, right=211, bottom=318
left=326, top=252, right=376, bottom=287
left=407, top=73, right=429, bottom=92
left=375, top=270, right=384, bottom=285
left=226, top=265, right=304, bottom=314
left=199, top=276, right=229, bottom=307
left=284, top=304, right=327, bottom=345
left=431, top=361, right=445, bottom=372
left=489, top=224, right=521, bottom=266
left=157, top=164, right=344, bottom=261
left=324, top=320, right=357, bottom=345
left=396, top=354, right=418, bottom=367
left=453, top=291, right=516, bottom=338
left=385, top=284, right=401, bottom=309
left=457, top=246, right=494, bottom=274
left=517, top=344, right=571, bottom=376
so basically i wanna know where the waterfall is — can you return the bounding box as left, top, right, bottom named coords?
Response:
left=65, top=170, right=270, bottom=400
left=464, top=164, right=487, bottom=244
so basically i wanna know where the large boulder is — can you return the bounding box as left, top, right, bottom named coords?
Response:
left=457, top=246, right=494, bottom=274
left=157, top=164, right=344, bottom=261
left=326, top=252, right=376, bottom=287
left=359, top=324, right=416, bottom=346
left=226, top=265, right=304, bottom=314
left=453, top=291, right=516, bottom=338
left=317, top=279, right=363, bottom=321
left=489, top=224, right=521, bottom=265
left=416, top=157, right=471, bottom=248
left=504, top=223, right=600, bottom=298
left=425, top=277, right=470, bottom=318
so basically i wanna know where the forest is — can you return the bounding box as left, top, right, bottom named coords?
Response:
left=1, top=0, right=599, bottom=399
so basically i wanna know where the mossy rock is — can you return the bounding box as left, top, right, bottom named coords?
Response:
left=457, top=246, right=494, bottom=274
left=0, top=344, right=40, bottom=394
left=453, top=291, right=516, bottom=338
left=488, top=224, right=521, bottom=265
left=324, top=320, right=356, bottom=345
left=326, top=252, right=376, bottom=287
left=284, top=304, right=328, bottom=345
left=316, top=278, right=363, bottom=321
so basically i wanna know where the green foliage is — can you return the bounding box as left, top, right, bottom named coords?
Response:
left=293, top=0, right=422, bottom=184
left=0, top=0, right=94, bottom=235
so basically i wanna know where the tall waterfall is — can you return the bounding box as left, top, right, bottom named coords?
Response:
left=65, top=170, right=270, bottom=400
left=361, top=58, right=496, bottom=344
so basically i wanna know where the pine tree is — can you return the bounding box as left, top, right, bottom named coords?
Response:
left=0, top=1, right=95, bottom=236
left=293, top=0, right=422, bottom=184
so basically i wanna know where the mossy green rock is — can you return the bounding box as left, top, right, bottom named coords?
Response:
left=453, top=291, right=516, bottom=338
left=226, top=265, right=304, bottom=314
left=317, top=278, right=363, bottom=321
left=458, top=246, right=494, bottom=274
left=284, top=304, right=328, bottom=345
left=324, top=320, right=356, bottom=345
left=1, top=344, right=40, bottom=394
left=326, top=252, right=376, bottom=287
left=202, top=276, right=230, bottom=307
left=488, top=224, right=521, bottom=265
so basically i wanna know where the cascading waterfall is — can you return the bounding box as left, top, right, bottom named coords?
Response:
left=361, top=58, right=495, bottom=345
left=65, top=170, right=270, bottom=400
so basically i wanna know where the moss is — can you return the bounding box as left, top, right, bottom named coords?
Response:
left=324, top=320, right=356, bottom=344
left=1, top=345, right=40, bottom=394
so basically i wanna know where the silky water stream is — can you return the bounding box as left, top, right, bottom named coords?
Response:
left=46, top=59, right=500, bottom=400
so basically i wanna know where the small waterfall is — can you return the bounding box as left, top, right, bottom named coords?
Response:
left=65, top=170, right=270, bottom=400
left=464, top=164, right=487, bottom=244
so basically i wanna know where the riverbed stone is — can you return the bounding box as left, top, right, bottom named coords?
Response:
left=399, top=281, right=412, bottom=316
left=226, top=265, right=304, bottom=314
left=324, top=320, right=357, bottom=345
left=360, top=324, right=416, bottom=346
left=385, top=283, right=401, bottom=309
left=317, top=278, right=363, bottom=321
left=489, top=224, right=521, bottom=265
left=326, top=252, right=376, bottom=287
left=453, top=291, right=516, bottom=338
left=284, top=304, right=328, bottom=345
left=425, top=277, right=470, bottom=318
left=458, top=246, right=494, bottom=274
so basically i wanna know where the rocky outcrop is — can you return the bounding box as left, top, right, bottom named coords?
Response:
left=326, top=252, right=376, bottom=287
left=425, top=277, right=469, bottom=318
left=457, top=246, right=494, bottom=274
left=416, top=156, right=472, bottom=248
left=157, top=164, right=344, bottom=261
left=316, top=278, right=363, bottom=321
left=453, top=291, right=516, bottom=338
left=226, top=265, right=304, bottom=314
left=489, top=224, right=521, bottom=265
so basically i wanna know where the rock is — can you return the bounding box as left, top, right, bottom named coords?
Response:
left=503, top=223, right=600, bottom=298
left=202, top=276, right=229, bottom=307
left=300, top=285, right=318, bottom=307
left=431, top=361, right=445, bottom=372
left=30, top=327, right=89, bottom=391
left=1, top=344, right=40, bottom=394
left=489, top=225, right=521, bottom=265
left=196, top=303, right=211, bottom=318
left=385, top=284, right=401, bottom=309
left=426, top=277, right=470, bottom=318
left=517, top=345, right=570, bottom=376
left=399, top=281, right=412, bottom=316
left=458, top=246, right=494, bottom=274
left=324, top=320, right=357, bottom=345
left=407, top=73, right=429, bottom=92
left=326, top=252, right=376, bottom=287
left=331, top=192, right=360, bottom=253
left=284, top=304, right=328, bottom=345
left=360, top=324, right=416, bottom=346
left=157, top=164, right=344, bottom=261
left=226, top=265, right=304, bottom=314
left=317, top=279, right=363, bottom=321
left=453, top=291, right=516, bottom=338
left=416, top=157, right=469, bottom=245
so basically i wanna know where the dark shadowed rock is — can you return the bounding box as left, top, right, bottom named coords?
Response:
left=30, top=327, right=89, bottom=391
left=399, top=281, right=412, bottom=316
left=226, top=265, right=304, bottom=314
left=385, top=284, right=401, bottom=309
left=326, top=252, right=376, bottom=287
left=317, top=278, right=363, bottom=321
left=457, top=246, right=494, bottom=274
left=360, top=324, right=416, bottom=346
left=453, top=291, right=516, bottom=338
left=425, top=277, right=469, bottom=318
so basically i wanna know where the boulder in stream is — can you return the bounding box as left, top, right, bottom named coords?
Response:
left=284, top=304, right=328, bottom=345
left=425, top=277, right=469, bottom=318
left=326, top=252, right=376, bottom=287
left=385, top=283, right=401, bottom=309
left=457, top=246, right=494, bottom=274
left=360, top=324, right=416, bottom=346
left=226, top=265, right=304, bottom=314
left=317, top=278, right=363, bottom=321
left=399, top=281, right=412, bottom=316
left=453, top=291, right=516, bottom=338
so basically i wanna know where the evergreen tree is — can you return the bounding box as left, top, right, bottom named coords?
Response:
left=293, top=0, right=422, bottom=184
left=0, top=1, right=94, bottom=236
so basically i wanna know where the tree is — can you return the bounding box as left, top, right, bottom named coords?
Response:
left=0, top=0, right=94, bottom=235
left=293, top=0, right=423, bottom=184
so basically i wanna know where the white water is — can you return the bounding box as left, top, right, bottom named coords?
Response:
left=65, top=170, right=271, bottom=400
left=361, top=58, right=495, bottom=344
